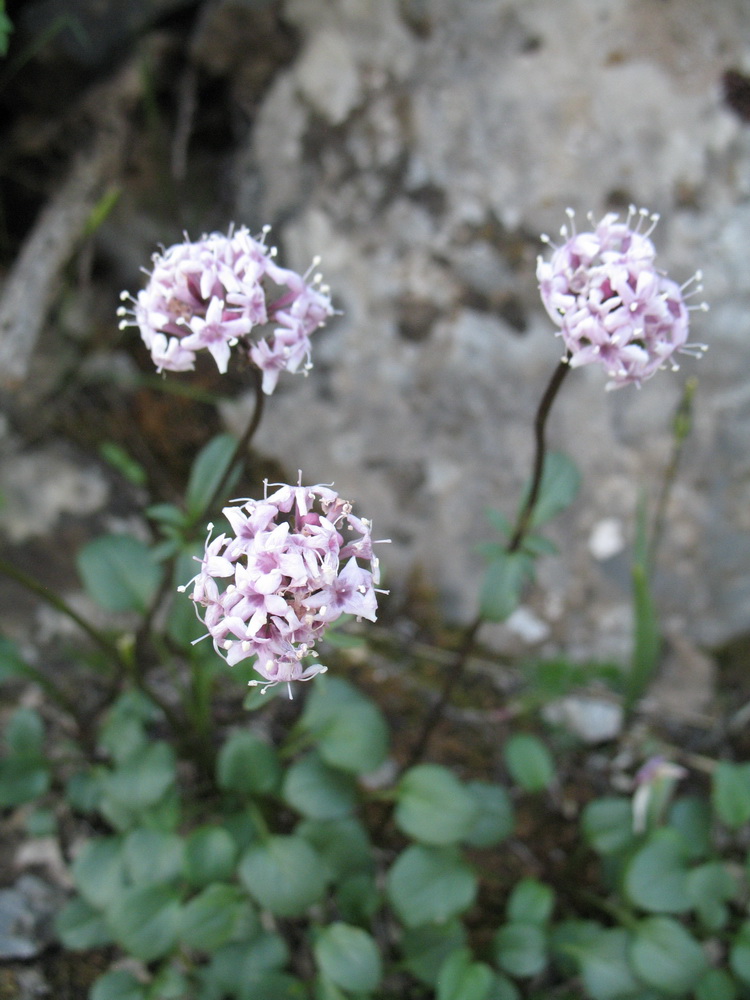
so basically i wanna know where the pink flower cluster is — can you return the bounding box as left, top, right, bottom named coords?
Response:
left=118, top=226, right=334, bottom=394
left=537, top=207, right=707, bottom=389
left=184, top=481, right=385, bottom=693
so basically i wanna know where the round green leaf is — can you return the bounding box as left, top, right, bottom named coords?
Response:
left=239, top=835, right=327, bottom=917
left=202, top=936, right=292, bottom=997
left=624, top=830, right=691, bottom=913
left=123, top=829, right=184, bottom=885
left=0, top=756, right=49, bottom=807
left=395, top=764, right=478, bottom=845
left=300, top=677, right=389, bottom=775
left=314, top=922, right=382, bottom=992
left=296, top=817, right=374, bottom=881
left=687, top=862, right=737, bottom=930
left=629, top=916, right=708, bottom=994
left=565, top=927, right=640, bottom=1000
left=180, top=884, right=245, bottom=952
left=486, top=973, right=520, bottom=1000
left=282, top=752, right=358, bottom=819
left=437, top=948, right=493, bottom=1000
left=506, top=878, right=555, bottom=925
left=582, top=796, right=635, bottom=855
left=217, top=731, right=282, bottom=796
left=503, top=734, right=555, bottom=792
left=730, top=920, right=750, bottom=984
left=493, top=922, right=547, bottom=978
left=55, top=896, right=114, bottom=950
left=90, top=970, right=146, bottom=1000
left=184, top=826, right=238, bottom=887
left=101, top=740, right=176, bottom=812
left=77, top=533, right=161, bottom=613
left=386, top=845, right=477, bottom=928
left=668, top=796, right=712, bottom=861
left=401, top=920, right=467, bottom=986
left=6, top=707, right=44, bottom=755
left=464, top=781, right=515, bottom=847
left=71, top=836, right=127, bottom=910
left=695, top=968, right=737, bottom=1000
left=106, top=883, right=182, bottom=962
left=713, top=761, right=750, bottom=829
left=336, top=872, right=380, bottom=925
left=527, top=451, right=581, bottom=528
left=479, top=551, right=534, bottom=623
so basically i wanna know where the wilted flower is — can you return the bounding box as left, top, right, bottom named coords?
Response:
left=182, top=480, right=388, bottom=694
left=118, top=226, right=334, bottom=393
left=537, top=207, right=708, bottom=389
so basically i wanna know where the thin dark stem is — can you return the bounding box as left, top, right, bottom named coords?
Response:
left=507, top=357, right=571, bottom=552
left=404, top=355, right=572, bottom=770
left=0, top=555, right=126, bottom=666
left=205, top=364, right=265, bottom=515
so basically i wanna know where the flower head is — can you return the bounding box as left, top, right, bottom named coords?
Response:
left=118, top=226, right=334, bottom=393
left=182, top=480, right=388, bottom=695
left=537, top=207, right=708, bottom=389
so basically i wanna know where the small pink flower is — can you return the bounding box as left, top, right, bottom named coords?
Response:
left=118, top=226, right=334, bottom=393
left=182, top=480, right=388, bottom=695
left=537, top=207, right=708, bottom=389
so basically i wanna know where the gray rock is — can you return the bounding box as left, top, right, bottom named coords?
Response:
left=0, top=874, right=65, bottom=960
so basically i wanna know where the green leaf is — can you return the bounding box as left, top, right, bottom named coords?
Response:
left=485, top=973, right=521, bottom=1000
left=485, top=508, right=513, bottom=539
left=713, top=761, right=750, bottom=828
left=314, top=922, right=382, bottom=993
left=563, top=927, right=640, bottom=1000
left=25, top=806, right=57, bottom=837
left=77, top=534, right=162, bottom=613
left=123, top=829, right=184, bottom=885
left=90, top=970, right=146, bottom=1000
left=624, top=829, right=691, bottom=914
left=71, top=836, right=127, bottom=910
left=668, top=796, right=711, bottom=861
left=0, top=756, right=49, bottom=806
left=695, top=969, right=737, bottom=1000
left=147, top=964, right=190, bottom=1000
left=55, top=896, right=114, bottom=950
left=0, top=636, right=34, bottom=683
left=239, top=835, right=327, bottom=917
left=463, top=781, right=515, bottom=847
left=400, top=920, right=467, bottom=986
left=493, top=922, right=547, bottom=978
left=524, top=451, right=581, bottom=528
left=282, top=752, right=358, bottom=820
left=185, top=434, right=239, bottom=520
left=686, top=862, right=737, bottom=930
left=217, top=731, right=282, bottom=797
left=296, top=817, right=374, bottom=882
left=386, top=845, right=477, bottom=928
left=581, top=797, right=635, bottom=855
left=503, top=734, right=555, bottom=792
left=201, top=937, right=295, bottom=999
left=506, top=878, right=555, bottom=925
left=479, top=551, right=534, bottom=623
left=629, top=916, right=708, bottom=995
left=184, top=826, right=238, bottom=888
left=335, top=872, right=380, bottom=925
left=66, top=770, right=102, bottom=814
left=101, top=740, right=176, bottom=813
left=180, top=884, right=246, bottom=952
left=0, top=2, right=13, bottom=58
left=730, top=920, right=750, bottom=984
left=6, top=707, right=44, bottom=755
left=300, top=678, right=389, bottom=776
left=436, top=948, right=493, bottom=1000
left=99, top=441, right=147, bottom=487
left=107, top=883, right=182, bottom=962
left=395, top=764, right=478, bottom=845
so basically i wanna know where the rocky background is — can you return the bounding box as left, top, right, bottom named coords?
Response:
left=0, top=0, right=749, bottom=989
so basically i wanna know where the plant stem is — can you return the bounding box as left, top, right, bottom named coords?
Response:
left=0, top=555, right=125, bottom=666
left=404, top=355, right=571, bottom=769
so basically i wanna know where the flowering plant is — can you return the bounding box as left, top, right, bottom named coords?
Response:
left=186, top=481, right=385, bottom=692
left=537, top=207, right=707, bottom=388
left=118, top=226, right=333, bottom=393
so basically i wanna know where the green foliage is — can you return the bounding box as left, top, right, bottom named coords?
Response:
left=0, top=1, right=12, bottom=57
left=77, top=533, right=162, bottom=613
left=502, top=733, right=555, bottom=792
